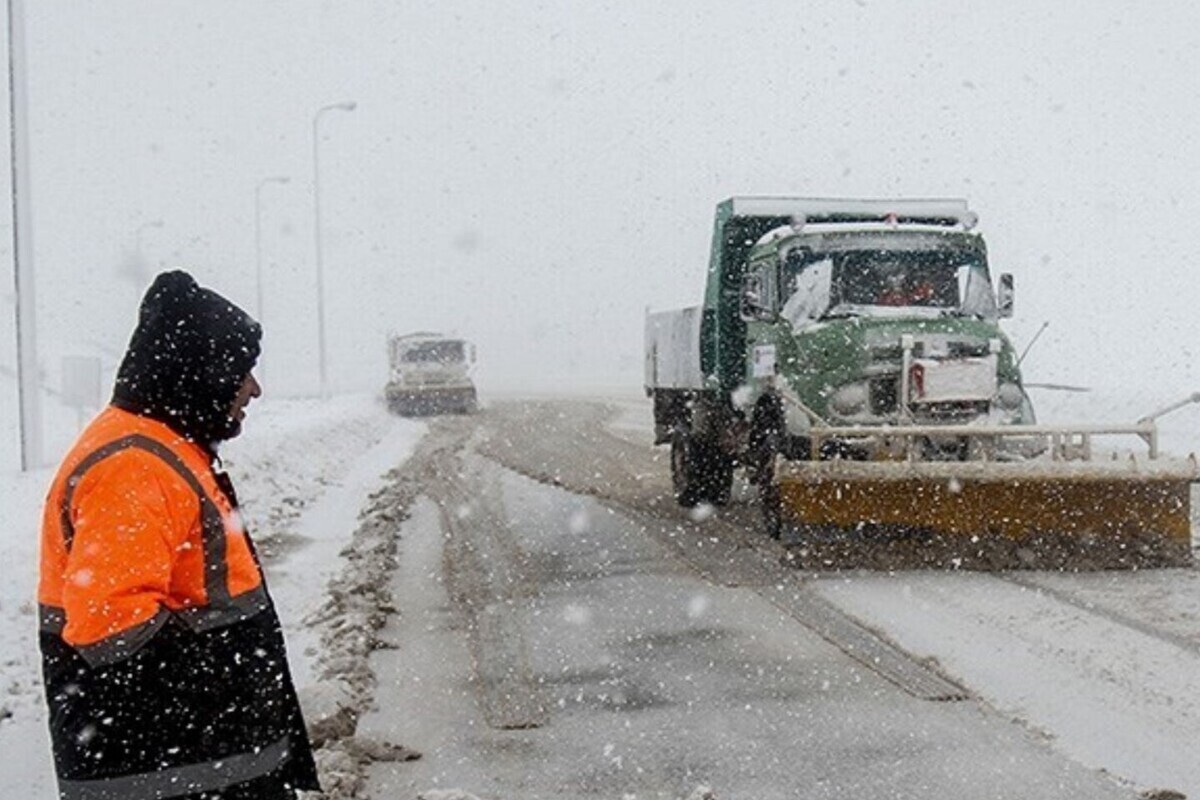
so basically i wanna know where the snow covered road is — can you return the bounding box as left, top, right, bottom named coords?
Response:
left=355, top=400, right=1159, bottom=799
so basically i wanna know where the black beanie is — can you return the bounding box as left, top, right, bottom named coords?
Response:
left=112, top=270, right=262, bottom=444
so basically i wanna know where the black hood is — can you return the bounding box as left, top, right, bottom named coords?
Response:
left=112, top=270, right=261, bottom=444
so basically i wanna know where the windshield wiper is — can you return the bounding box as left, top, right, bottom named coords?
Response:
left=947, top=308, right=991, bottom=320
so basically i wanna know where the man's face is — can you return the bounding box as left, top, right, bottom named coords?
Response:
left=228, top=372, right=262, bottom=437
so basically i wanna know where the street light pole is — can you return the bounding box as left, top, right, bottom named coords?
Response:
left=7, top=0, right=41, bottom=470
left=254, top=176, right=289, bottom=323
left=311, top=101, right=356, bottom=399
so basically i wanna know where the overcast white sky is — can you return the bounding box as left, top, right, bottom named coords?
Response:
left=3, top=0, right=1200, bottom=467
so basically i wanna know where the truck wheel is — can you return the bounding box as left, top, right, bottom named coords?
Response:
left=749, top=399, right=786, bottom=536
left=671, top=431, right=705, bottom=507
left=705, top=451, right=734, bottom=506
left=748, top=400, right=784, bottom=485
left=760, top=471, right=782, bottom=539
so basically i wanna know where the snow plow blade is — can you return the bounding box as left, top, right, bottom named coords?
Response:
left=386, top=386, right=477, bottom=416
left=774, top=445, right=1197, bottom=571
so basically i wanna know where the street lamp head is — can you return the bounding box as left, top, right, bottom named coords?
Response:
left=314, top=101, right=357, bottom=126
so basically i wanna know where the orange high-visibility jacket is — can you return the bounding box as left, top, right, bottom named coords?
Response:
left=39, top=405, right=268, bottom=665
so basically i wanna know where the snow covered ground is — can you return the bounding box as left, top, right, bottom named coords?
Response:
left=0, top=393, right=426, bottom=797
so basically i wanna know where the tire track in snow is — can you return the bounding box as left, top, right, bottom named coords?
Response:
left=476, top=399, right=967, bottom=702
left=430, top=445, right=547, bottom=730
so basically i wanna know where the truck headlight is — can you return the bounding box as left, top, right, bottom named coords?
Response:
left=995, top=382, right=1024, bottom=410
left=830, top=383, right=869, bottom=416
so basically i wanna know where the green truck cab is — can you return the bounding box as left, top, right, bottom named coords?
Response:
left=645, top=197, right=1035, bottom=506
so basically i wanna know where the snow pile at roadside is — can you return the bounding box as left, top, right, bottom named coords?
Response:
left=296, top=444, right=432, bottom=797
left=222, top=394, right=402, bottom=551
left=222, top=394, right=422, bottom=692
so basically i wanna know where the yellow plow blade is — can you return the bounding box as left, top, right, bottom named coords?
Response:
left=775, top=461, right=1196, bottom=570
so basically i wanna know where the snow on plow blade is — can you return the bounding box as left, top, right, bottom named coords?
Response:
left=774, top=424, right=1198, bottom=570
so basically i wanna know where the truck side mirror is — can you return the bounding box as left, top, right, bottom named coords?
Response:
left=739, top=274, right=772, bottom=321
left=997, top=273, right=1014, bottom=318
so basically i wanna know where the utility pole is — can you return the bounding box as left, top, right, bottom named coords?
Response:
left=311, top=101, right=355, bottom=399
left=7, top=0, right=41, bottom=470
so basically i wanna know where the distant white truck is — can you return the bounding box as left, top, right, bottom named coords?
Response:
left=385, top=332, right=477, bottom=415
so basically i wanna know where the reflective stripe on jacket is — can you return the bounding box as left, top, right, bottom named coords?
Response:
left=39, top=406, right=268, bottom=662
left=38, top=405, right=319, bottom=798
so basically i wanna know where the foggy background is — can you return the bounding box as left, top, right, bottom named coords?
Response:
left=3, top=0, right=1200, bottom=469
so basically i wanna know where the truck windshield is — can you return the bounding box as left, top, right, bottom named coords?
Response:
left=400, top=340, right=465, bottom=363
left=782, top=244, right=997, bottom=322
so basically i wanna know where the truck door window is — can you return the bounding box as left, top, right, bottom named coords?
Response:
left=740, top=273, right=768, bottom=320
left=781, top=255, right=833, bottom=326
left=958, top=264, right=999, bottom=318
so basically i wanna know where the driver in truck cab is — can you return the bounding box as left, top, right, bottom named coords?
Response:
left=875, top=270, right=942, bottom=307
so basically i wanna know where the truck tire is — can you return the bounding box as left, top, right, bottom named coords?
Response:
left=748, top=399, right=784, bottom=485
left=671, top=431, right=706, bottom=507
left=705, top=451, right=734, bottom=506
left=760, top=468, right=782, bottom=539
left=673, top=431, right=734, bottom=508
left=749, top=398, right=805, bottom=537
left=749, top=400, right=785, bottom=537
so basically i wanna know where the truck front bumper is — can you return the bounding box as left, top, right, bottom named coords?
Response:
left=385, top=384, right=477, bottom=415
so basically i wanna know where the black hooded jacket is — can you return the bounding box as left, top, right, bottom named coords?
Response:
left=40, top=271, right=319, bottom=800
left=112, top=269, right=262, bottom=444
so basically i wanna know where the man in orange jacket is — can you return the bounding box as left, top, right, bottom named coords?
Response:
left=38, top=271, right=320, bottom=799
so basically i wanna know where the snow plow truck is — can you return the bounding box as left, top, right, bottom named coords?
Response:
left=385, top=332, right=477, bottom=415
left=644, top=197, right=1197, bottom=568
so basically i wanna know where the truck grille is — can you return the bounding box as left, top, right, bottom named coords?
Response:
left=946, top=340, right=991, bottom=358
left=915, top=400, right=990, bottom=422
left=869, top=378, right=991, bottom=419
